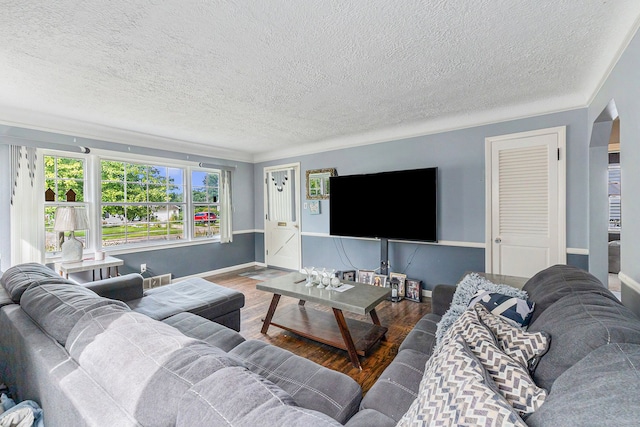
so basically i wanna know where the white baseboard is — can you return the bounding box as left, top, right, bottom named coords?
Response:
left=619, top=271, right=640, bottom=293
left=423, top=289, right=432, bottom=298
left=175, top=262, right=259, bottom=281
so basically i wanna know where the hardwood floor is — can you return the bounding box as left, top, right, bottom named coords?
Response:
left=204, top=267, right=432, bottom=394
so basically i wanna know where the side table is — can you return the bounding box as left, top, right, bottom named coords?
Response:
left=56, top=256, right=124, bottom=281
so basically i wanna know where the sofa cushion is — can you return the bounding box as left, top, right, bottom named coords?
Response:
left=397, top=313, right=439, bottom=354
left=230, top=339, right=361, bottom=424
left=474, top=304, right=550, bottom=372
left=526, top=343, right=640, bottom=427
left=528, top=292, right=640, bottom=390
left=523, top=264, right=617, bottom=324
left=84, top=273, right=144, bottom=301
left=359, top=349, right=430, bottom=422
left=1, top=263, right=74, bottom=303
left=397, top=336, right=526, bottom=427
left=177, top=367, right=343, bottom=427
left=442, top=307, right=546, bottom=415
left=127, top=277, right=244, bottom=323
left=21, top=283, right=129, bottom=345
left=0, top=287, right=13, bottom=308
left=65, top=304, right=156, bottom=354
left=162, top=312, right=246, bottom=352
left=344, top=409, right=396, bottom=427
left=67, top=310, right=244, bottom=427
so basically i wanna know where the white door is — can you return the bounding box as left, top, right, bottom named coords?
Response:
left=264, top=164, right=301, bottom=271
left=485, top=127, right=566, bottom=278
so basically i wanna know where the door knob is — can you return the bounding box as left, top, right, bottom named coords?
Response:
left=494, top=237, right=502, bottom=244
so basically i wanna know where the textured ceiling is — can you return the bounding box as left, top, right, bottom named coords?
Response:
left=1, top=1, right=639, bottom=162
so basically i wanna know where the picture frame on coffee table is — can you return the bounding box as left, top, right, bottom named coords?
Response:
left=341, top=270, right=356, bottom=281
left=405, top=279, right=422, bottom=302
left=357, top=270, right=374, bottom=284
left=372, top=274, right=387, bottom=287
left=389, top=272, right=407, bottom=297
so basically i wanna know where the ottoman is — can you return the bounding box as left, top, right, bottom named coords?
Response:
left=127, top=277, right=245, bottom=331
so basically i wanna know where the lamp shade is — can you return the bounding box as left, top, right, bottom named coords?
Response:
left=53, top=207, right=89, bottom=232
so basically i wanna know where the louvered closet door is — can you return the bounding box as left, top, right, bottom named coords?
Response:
left=490, top=130, right=563, bottom=277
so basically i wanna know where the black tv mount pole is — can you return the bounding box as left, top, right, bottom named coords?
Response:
left=380, top=237, right=389, bottom=275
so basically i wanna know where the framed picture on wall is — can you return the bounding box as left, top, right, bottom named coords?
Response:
left=389, top=272, right=407, bottom=297
left=309, top=200, right=321, bottom=215
left=357, top=270, right=374, bottom=284
left=405, top=279, right=422, bottom=302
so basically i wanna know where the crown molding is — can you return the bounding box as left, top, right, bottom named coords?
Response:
left=0, top=93, right=587, bottom=166
left=252, top=94, right=586, bottom=163
left=586, top=15, right=640, bottom=107
left=0, top=106, right=254, bottom=163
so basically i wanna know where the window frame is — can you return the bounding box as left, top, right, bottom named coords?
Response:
left=99, top=159, right=189, bottom=250
left=43, top=153, right=90, bottom=257
left=43, top=149, right=226, bottom=261
left=191, top=168, right=221, bottom=240
left=608, top=162, right=621, bottom=232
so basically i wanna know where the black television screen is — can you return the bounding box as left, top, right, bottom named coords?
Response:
left=329, top=167, right=437, bottom=242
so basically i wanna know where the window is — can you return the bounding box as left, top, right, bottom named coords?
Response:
left=101, top=160, right=185, bottom=247
left=608, top=163, right=621, bottom=231
left=41, top=151, right=227, bottom=257
left=192, top=170, right=220, bottom=238
left=44, top=155, right=88, bottom=254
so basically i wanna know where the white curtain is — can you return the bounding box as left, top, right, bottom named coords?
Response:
left=220, top=170, right=233, bottom=243
left=268, top=169, right=293, bottom=222
left=10, top=146, right=44, bottom=265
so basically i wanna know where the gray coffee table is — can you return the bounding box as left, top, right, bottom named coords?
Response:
left=257, top=271, right=391, bottom=369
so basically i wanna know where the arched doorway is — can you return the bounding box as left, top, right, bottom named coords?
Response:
left=589, top=99, right=620, bottom=297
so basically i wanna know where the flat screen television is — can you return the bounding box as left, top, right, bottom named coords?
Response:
left=329, top=167, right=437, bottom=242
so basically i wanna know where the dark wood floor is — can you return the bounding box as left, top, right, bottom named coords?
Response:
left=204, top=267, right=432, bottom=394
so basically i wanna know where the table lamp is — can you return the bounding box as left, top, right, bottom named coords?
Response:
left=54, top=206, right=89, bottom=263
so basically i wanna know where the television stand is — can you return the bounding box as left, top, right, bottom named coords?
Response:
left=379, top=237, right=389, bottom=275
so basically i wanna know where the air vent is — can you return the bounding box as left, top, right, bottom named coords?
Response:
left=143, top=274, right=172, bottom=290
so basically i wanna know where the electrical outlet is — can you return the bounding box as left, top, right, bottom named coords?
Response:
left=141, top=263, right=147, bottom=273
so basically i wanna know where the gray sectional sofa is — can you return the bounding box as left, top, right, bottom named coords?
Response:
left=353, top=264, right=640, bottom=426
left=2, top=262, right=640, bottom=426
left=0, top=263, right=361, bottom=426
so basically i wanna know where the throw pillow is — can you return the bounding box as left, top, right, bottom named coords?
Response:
left=441, top=307, right=547, bottom=415
left=435, top=273, right=529, bottom=345
left=397, top=335, right=526, bottom=427
left=468, top=290, right=535, bottom=327
left=474, top=304, right=550, bottom=373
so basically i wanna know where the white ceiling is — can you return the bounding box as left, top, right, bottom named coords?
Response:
left=1, top=1, right=639, bottom=162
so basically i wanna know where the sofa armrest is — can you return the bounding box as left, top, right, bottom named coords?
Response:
left=84, top=273, right=144, bottom=302
left=431, top=284, right=456, bottom=316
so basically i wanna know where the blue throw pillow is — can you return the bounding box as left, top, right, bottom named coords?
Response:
left=469, top=290, right=535, bottom=327
left=435, top=273, right=529, bottom=345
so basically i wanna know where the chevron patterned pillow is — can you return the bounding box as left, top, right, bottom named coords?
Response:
left=440, top=307, right=547, bottom=415
left=474, top=304, right=550, bottom=373
left=398, top=335, right=526, bottom=427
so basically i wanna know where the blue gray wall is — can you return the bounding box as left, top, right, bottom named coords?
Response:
left=589, top=25, right=640, bottom=315
left=255, top=108, right=590, bottom=291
